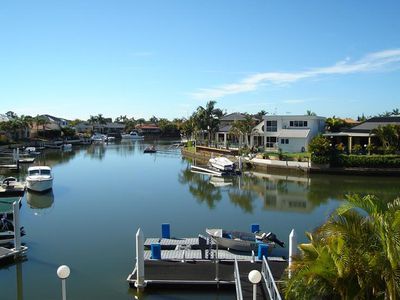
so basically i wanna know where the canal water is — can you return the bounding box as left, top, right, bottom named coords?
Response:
left=1, top=140, right=400, bottom=299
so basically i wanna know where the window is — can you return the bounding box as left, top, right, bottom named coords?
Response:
left=280, top=139, right=289, bottom=144
left=266, top=137, right=277, bottom=148
left=266, top=120, right=277, bottom=132
left=289, top=120, right=308, bottom=127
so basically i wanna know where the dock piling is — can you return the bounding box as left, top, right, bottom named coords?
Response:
left=135, top=228, right=146, bottom=290
left=251, top=223, right=260, bottom=233
left=161, top=223, right=170, bottom=239
left=13, top=201, right=21, bottom=252
left=288, top=229, right=297, bottom=279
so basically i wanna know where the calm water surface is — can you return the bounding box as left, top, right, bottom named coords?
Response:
left=1, top=140, right=400, bottom=299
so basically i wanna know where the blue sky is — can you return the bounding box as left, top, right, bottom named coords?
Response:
left=1, top=0, right=399, bottom=121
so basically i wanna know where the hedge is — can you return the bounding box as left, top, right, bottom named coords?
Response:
left=337, top=154, right=400, bottom=168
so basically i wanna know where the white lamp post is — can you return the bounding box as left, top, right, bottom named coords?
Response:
left=57, top=265, right=70, bottom=300
left=248, top=269, right=262, bottom=300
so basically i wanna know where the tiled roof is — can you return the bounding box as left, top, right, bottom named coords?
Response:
left=220, top=113, right=246, bottom=121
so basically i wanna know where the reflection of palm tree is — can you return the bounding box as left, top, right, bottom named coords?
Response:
left=228, top=190, right=255, bottom=213
left=178, top=168, right=222, bottom=209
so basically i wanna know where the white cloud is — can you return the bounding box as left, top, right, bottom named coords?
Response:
left=191, top=49, right=400, bottom=99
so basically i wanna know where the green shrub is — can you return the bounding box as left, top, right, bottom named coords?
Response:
left=309, top=135, right=331, bottom=163
left=337, top=154, right=400, bottom=168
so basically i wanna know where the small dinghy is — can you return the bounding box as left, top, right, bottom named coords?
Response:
left=206, top=228, right=284, bottom=252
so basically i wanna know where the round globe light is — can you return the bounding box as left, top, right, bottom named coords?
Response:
left=57, top=265, right=71, bottom=279
left=248, top=269, right=262, bottom=284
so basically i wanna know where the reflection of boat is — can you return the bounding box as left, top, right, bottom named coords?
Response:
left=26, top=166, right=53, bottom=192
left=0, top=177, right=26, bottom=197
left=0, top=214, right=25, bottom=245
left=27, top=190, right=54, bottom=209
left=206, top=228, right=284, bottom=252
left=121, top=131, right=144, bottom=139
left=62, top=144, right=72, bottom=151
left=209, top=176, right=233, bottom=187
left=209, top=157, right=235, bottom=172
left=144, top=146, right=157, bottom=153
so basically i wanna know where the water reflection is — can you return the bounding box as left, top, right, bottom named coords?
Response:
left=26, top=190, right=54, bottom=215
left=178, top=168, right=222, bottom=209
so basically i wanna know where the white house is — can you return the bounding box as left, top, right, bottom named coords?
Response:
left=255, top=115, right=326, bottom=152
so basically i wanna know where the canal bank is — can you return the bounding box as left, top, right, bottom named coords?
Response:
left=182, top=147, right=400, bottom=177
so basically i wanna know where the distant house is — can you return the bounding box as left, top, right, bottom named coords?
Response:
left=43, top=115, right=69, bottom=128
left=324, top=116, right=400, bottom=153
left=260, top=115, right=326, bottom=152
left=75, top=122, right=125, bottom=135
left=135, top=123, right=161, bottom=135
left=0, top=114, right=10, bottom=122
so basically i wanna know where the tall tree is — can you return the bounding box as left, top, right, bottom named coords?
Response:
left=195, top=101, right=223, bottom=144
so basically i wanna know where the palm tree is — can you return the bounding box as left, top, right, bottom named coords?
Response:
left=325, top=116, right=345, bottom=132
left=284, top=194, right=400, bottom=299
left=371, top=124, right=399, bottom=152
left=34, top=115, right=48, bottom=138
left=195, top=101, right=223, bottom=145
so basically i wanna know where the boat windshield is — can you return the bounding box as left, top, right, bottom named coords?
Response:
left=29, top=169, right=40, bottom=176
left=41, top=170, right=51, bottom=175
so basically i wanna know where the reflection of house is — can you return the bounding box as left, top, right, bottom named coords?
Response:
left=247, top=172, right=315, bottom=213
left=323, top=116, right=400, bottom=153
left=135, top=124, right=161, bottom=135
left=261, top=115, right=326, bottom=152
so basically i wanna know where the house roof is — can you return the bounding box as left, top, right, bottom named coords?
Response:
left=220, top=113, right=246, bottom=121
left=323, top=132, right=372, bottom=137
left=218, top=125, right=232, bottom=133
left=278, top=129, right=310, bottom=138
left=43, top=114, right=68, bottom=123
left=349, top=116, right=400, bottom=132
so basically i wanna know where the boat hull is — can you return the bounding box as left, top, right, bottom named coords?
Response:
left=26, top=178, right=53, bottom=193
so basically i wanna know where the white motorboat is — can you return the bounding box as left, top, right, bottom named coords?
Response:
left=209, top=156, right=235, bottom=172
left=121, top=131, right=144, bottom=139
left=206, top=228, right=284, bottom=252
left=62, top=143, right=72, bottom=151
left=26, top=166, right=53, bottom=193
left=91, top=133, right=106, bottom=142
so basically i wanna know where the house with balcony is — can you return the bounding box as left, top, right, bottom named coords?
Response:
left=258, top=115, right=326, bottom=152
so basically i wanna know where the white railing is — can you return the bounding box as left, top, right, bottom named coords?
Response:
left=261, top=257, right=282, bottom=300
left=234, top=258, right=243, bottom=300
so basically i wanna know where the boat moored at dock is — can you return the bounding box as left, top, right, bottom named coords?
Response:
left=26, top=166, right=53, bottom=193
left=121, top=131, right=144, bottom=139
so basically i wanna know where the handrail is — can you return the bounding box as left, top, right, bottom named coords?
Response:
left=261, top=256, right=282, bottom=300
left=234, top=258, right=243, bottom=300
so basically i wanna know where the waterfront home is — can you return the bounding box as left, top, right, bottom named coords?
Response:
left=75, top=121, right=125, bottom=135
left=259, top=115, right=326, bottom=152
left=135, top=123, right=161, bottom=135
left=324, top=116, right=400, bottom=153
left=215, top=113, right=247, bottom=147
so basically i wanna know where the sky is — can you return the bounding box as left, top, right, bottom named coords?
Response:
left=0, top=0, right=399, bottom=121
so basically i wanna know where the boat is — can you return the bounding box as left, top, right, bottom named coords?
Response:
left=121, top=131, right=144, bottom=140
left=26, top=166, right=53, bottom=193
left=0, top=214, right=25, bottom=245
left=105, top=136, right=115, bottom=142
left=144, top=146, right=157, bottom=153
left=24, top=147, right=41, bottom=155
left=206, top=228, right=284, bottom=252
left=0, top=177, right=26, bottom=197
left=91, top=133, right=106, bottom=142
left=209, top=156, right=235, bottom=172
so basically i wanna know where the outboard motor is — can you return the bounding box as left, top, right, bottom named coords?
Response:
left=265, top=232, right=285, bottom=248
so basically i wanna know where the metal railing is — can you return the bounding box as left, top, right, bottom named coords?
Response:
left=261, top=257, right=282, bottom=300
left=234, top=258, right=243, bottom=300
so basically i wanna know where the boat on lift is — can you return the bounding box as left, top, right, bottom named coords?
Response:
left=209, top=156, right=236, bottom=172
